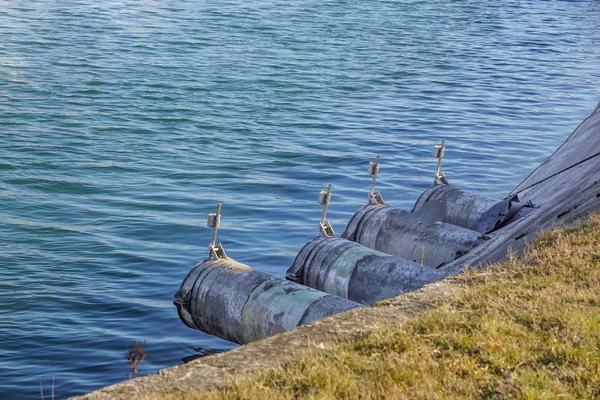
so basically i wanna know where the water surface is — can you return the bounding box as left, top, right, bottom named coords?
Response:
left=1, top=0, right=599, bottom=398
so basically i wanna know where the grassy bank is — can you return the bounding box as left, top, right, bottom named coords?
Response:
left=164, top=214, right=600, bottom=399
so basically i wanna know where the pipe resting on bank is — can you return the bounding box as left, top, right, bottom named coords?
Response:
left=412, top=184, right=499, bottom=229
left=287, top=236, right=448, bottom=305
left=174, top=257, right=363, bottom=345
left=342, top=202, right=487, bottom=267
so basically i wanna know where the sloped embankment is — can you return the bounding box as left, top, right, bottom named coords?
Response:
left=80, top=212, right=600, bottom=399
left=172, top=214, right=600, bottom=399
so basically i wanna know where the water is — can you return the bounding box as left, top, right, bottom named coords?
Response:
left=1, top=0, right=599, bottom=397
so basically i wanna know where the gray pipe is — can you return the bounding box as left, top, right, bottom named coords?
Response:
left=287, top=236, right=448, bottom=305
left=174, top=257, right=363, bottom=345
left=412, top=184, right=498, bottom=229
left=342, top=203, right=487, bottom=267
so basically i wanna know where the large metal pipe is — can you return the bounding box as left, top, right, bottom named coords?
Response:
left=174, top=257, right=363, bottom=345
left=342, top=203, right=487, bottom=267
left=412, top=184, right=498, bottom=229
left=287, top=236, right=448, bottom=305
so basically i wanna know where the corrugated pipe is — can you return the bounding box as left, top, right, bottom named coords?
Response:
left=287, top=236, right=448, bottom=305
left=412, top=184, right=498, bottom=229
left=342, top=203, right=488, bottom=267
left=174, top=257, right=363, bottom=345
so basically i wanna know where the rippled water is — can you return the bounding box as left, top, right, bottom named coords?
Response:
left=1, top=0, right=599, bottom=397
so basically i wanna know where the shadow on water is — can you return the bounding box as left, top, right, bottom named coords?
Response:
left=181, top=345, right=228, bottom=364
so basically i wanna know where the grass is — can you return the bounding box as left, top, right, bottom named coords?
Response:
left=162, top=214, right=600, bottom=399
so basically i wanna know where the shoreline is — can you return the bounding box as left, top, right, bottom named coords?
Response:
left=77, top=103, right=600, bottom=399
left=76, top=212, right=600, bottom=399
left=75, top=269, right=459, bottom=399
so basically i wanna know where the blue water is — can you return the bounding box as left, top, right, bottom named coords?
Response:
left=1, top=0, right=599, bottom=398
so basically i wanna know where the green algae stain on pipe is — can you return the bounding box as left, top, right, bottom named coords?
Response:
left=175, top=256, right=363, bottom=345
left=322, top=245, right=388, bottom=299
left=288, top=236, right=448, bottom=305
left=241, top=279, right=328, bottom=343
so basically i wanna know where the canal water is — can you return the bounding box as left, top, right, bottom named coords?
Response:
left=1, top=0, right=599, bottom=397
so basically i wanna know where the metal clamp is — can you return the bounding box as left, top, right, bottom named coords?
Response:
left=433, top=139, right=449, bottom=185
left=207, top=203, right=227, bottom=260
left=318, top=183, right=335, bottom=237
left=367, top=155, right=385, bottom=205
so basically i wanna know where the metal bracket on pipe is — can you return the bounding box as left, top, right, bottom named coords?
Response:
left=318, top=183, right=335, bottom=237
left=433, top=139, right=450, bottom=185
left=207, top=203, right=228, bottom=260
left=367, top=155, right=385, bottom=205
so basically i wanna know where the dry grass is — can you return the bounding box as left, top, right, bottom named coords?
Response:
left=163, top=214, right=600, bottom=399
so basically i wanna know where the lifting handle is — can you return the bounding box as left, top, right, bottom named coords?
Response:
left=433, top=139, right=449, bottom=185
left=318, top=184, right=335, bottom=237
left=207, top=203, right=227, bottom=259
left=367, top=155, right=385, bottom=205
